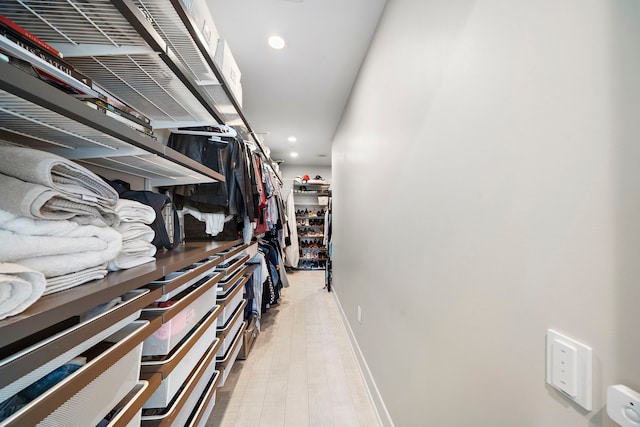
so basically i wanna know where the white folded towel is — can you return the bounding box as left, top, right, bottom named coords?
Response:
left=109, top=237, right=156, bottom=269
left=44, top=265, right=108, bottom=295
left=116, top=222, right=155, bottom=243
left=120, top=240, right=157, bottom=256
left=0, top=146, right=118, bottom=207
left=0, top=173, right=118, bottom=227
left=108, top=254, right=156, bottom=271
left=0, top=263, right=46, bottom=320
left=0, top=210, right=122, bottom=278
left=115, top=199, right=156, bottom=224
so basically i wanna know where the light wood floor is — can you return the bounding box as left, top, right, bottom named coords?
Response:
left=207, top=270, right=380, bottom=427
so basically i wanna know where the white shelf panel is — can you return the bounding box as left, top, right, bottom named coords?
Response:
left=0, top=0, right=280, bottom=181
left=0, top=0, right=146, bottom=46
left=78, top=154, right=214, bottom=187
left=0, top=63, right=224, bottom=184
left=67, top=54, right=216, bottom=125
left=134, top=0, right=218, bottom=84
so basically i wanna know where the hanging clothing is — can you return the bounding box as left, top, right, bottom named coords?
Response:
left=284, top=190, right=299, bottom=268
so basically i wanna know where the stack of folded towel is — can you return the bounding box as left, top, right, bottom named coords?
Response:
left=0, top=146, right=119, bottom=227
left=0, top=146, right=125, bottom=318
left=0, top=209, right=122, bottom=296
left=108, top=200, right=157, bottom=271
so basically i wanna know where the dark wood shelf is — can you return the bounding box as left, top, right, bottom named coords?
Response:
left=0, top=240, right=241, bottom=347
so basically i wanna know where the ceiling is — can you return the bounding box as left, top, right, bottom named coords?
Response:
left=207, top=0, right=387, bottom=167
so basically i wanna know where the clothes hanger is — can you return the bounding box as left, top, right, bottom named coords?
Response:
left=168, top=125, right=237, bottom=139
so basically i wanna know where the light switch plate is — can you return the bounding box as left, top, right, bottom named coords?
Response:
left=546, top=329, right=592, bottom=410
left=607, top=385, right=640, bottom=427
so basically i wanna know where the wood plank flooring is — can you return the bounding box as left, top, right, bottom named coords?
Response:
left=207, top=270, right=380, bottom=427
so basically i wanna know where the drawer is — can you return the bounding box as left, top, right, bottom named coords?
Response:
left=185, top=370, right=220, bottom=427
left=148, top=257, right=221, bottom=302
left=141, top=306, right=221, bottom=409
left=0, top=288, right=155, bottom=403
left=101, top=378, right=155, bottom=427
left=141, top=341, right=221, bottom=426
left=216, top=275, right=248, bottom=327
left=216, top=299, right=247, bottom=357
left=0, top=320, right=151, bottom=427
left=246, top=241, right=258, bottom=259
left=141, top=273, right=219, bottom=356
left=217, top=265, right=248, bottom=293
left=214, top=243, right=248, bottom=262
left=216, top=320, right=247, bottom=388
left=215, top=253, right=249, bottom=281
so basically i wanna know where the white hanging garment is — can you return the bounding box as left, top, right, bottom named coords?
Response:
left=284, top=190, right=299, bottom=268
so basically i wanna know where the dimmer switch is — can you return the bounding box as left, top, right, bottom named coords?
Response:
left=546, top=329, right=592, bottom=410
left=551, top=339, right=578, bottom=397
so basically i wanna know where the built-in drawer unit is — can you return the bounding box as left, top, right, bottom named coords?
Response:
left=185, top=372, right=220, bottom=427
left=216, top=274, right=248, bottom=327
left=141, top=273, right=220, bottom=356
left=215, top=253, right=250, bottom=281
left=216, top=299, right=247, bottom=357
left=0, top=320, right=152, bottom=427
left=217, top=264, right=249, bottom=293
left=140, top=306, right=221, bottom=409
left=0, top=288, right=157, bottom=405
left=246, top=241, right=258, bottom=259
left=214, top=243, right=248, bottom=262
left=101, top=377, right=151, bottom=427
left=141, top=340, right=221, bottom=426
left=148, top=256, right=222, bottom=302
left=216, top=320, right=247, bottom=388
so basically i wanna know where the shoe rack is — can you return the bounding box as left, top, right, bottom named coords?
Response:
left=293, top=181, right=330, bottom=270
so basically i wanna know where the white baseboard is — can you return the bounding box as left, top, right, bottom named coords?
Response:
left=332, top=290, right=395, bottom=427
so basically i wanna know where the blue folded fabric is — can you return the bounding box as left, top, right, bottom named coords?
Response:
left=0, top=361, right=83, bottom=421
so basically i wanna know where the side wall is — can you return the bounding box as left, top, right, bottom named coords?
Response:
left=332, top=1, right=640, bottom=426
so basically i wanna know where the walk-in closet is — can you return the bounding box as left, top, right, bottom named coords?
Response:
left=3, top=0, right=639, bottom=426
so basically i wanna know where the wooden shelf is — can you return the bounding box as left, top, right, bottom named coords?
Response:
left=0, top=240, right=240, bottom=349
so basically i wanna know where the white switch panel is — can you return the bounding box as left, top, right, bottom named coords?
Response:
left=546, top=329, right=592, bottom=410
left=551, top=339, right=578, bottom=397
left=607, top=385, right=640, bottom=427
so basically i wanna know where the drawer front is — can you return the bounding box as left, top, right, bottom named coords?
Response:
left=1, top=320, right=149, bottom=427
left=141, top=340, right=221, bottom=427
left=216, top=276, right=247, bottom=327
left=142, top=312, right=219, bottom=409
left=102, top=380, right=150, bottom=427
left=0, top=289, right=153, bottom=402
left=149, top=257, right=221, bottom=302
left=216, top=321, right=247, bottom=388
left=142, top=274, right=219, bottom=356
left=215, top=254, right=249, bottom=280
left=216, top=299, right=247, bottom=357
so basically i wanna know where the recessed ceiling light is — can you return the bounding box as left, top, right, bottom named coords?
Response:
left=290, top=152, right=298, bottom=158
left=268, top=35, right=286, bottom=50
left=288, top=136, right=297, bottom=142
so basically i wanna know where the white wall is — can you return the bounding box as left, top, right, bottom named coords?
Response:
left=332, top=1, right=640, bottom=426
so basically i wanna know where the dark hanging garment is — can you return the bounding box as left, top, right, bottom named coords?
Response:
left=168, top=133, right=230, bottom=212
